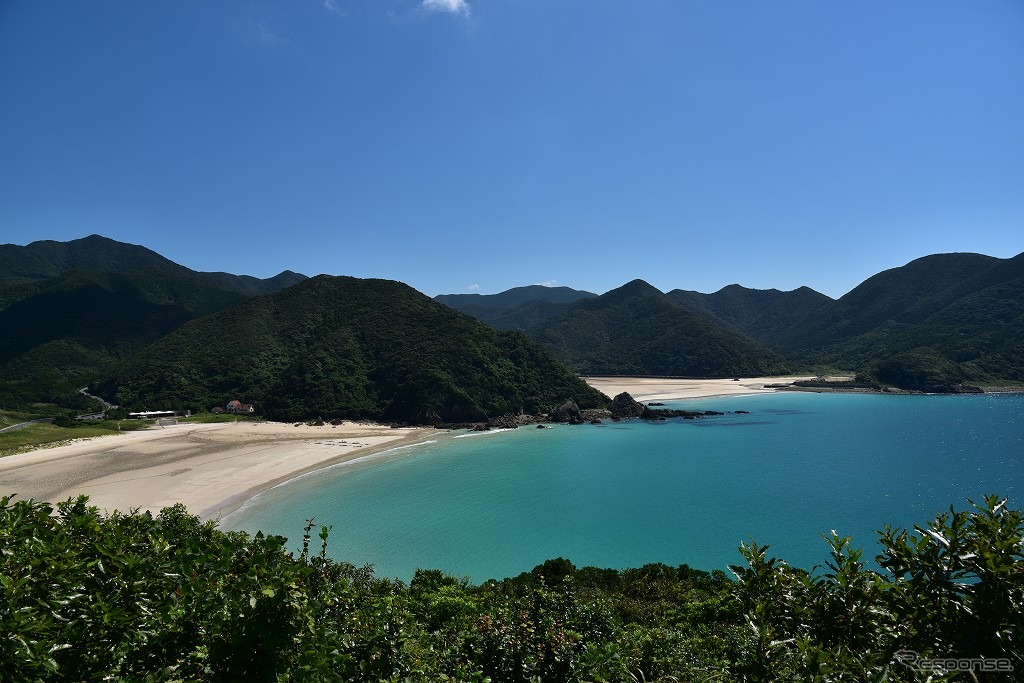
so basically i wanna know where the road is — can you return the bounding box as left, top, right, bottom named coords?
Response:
left=0, top=418, right=54, bottom=434
left=79, top=387, right=119, bottom=411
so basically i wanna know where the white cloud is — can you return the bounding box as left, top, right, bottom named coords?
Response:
left=422, top=0, right=471, bottom=16
left=322, top=0, right=346, bottom=16
left=251, top=20, right=285, bottom=46
left=467, top=283, right=480, bottom=291
left=535, top=279, right=558, bottom=287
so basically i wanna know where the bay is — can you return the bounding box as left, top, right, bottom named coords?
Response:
left=222, top=392, right=1024, bottom=582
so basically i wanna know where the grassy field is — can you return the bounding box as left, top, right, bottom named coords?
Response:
left=0, top=409, right=262, bottom=457
left=0, top=410, right=44, bottom=429
left=0, top=419, right=149, bottom=458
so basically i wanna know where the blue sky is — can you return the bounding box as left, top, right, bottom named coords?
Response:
left=1, top=1, right=1022, bottom=298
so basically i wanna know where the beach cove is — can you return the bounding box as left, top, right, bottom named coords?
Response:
left=0, top=377, right=811, bottom=520
left=4, top=378, right=1022, bottom=583
left=222, top=390, right=1024, bottom=581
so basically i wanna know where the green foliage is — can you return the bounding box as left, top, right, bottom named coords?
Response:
left=0, top=234, right=306, bottom=295
left=667, top=284, right=833, bottom=346
left=108, top=275, right=607, bottom=423
left=2, top=494, right=1021, bottom=681
left=732, top=495, right=1024, bottom=681
left=436, top=285, right=597, bottom=331
left=529, top=280, right=790, bottom=377
left=0, top=409, right=44, bottom=428
left=772, top=251, right=1024, bottom=387
left=0, top=235, right=307, bottom=406
left=873, top=348, right=965, bottom=391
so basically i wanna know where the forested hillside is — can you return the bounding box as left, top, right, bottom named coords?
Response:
left=443, top=252, right=1024, bottom=390
left=773, top=252, right=1024, bottom=388
left=527, top=280, right=790, bottom=377
left=103, top=275, right=607, bottom=422
left=0, top=271, right=248, bottom=407
left=5, top=236, right=1023, bottom=412
left=0, top=236, right=307, bottom=408
left=0, top=234, right=306, bottom=295
left=667, top=284, right=833, bottom=345
left=436, top=285, right=596, bottom=331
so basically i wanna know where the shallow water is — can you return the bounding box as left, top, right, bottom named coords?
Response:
left=222, top=392, right=1024, bottom=582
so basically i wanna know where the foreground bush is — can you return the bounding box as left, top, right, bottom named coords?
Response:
left=1, top=494, right=1020, bottom=681
left=733, top=494, right=1023, bottom=681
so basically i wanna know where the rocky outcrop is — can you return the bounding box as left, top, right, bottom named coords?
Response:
left=550, top=400, right=584, bottom=424
left=609, top=392, right=645, bottom=418
left=607, top=391, right=728, bottom=420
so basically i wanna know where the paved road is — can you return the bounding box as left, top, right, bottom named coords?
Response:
left=79, top=387, right=118, bottom=410
left=0, top=418, right=53, bottom=434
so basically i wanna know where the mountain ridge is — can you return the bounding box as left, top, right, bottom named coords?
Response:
left=3, top=236, right=1022, bottom=412
left=0, top=235, right=308, bottom=407
left=526, top=279, right=791, bottom=377
left=0, top=234, right=307, bottom=295
left=435, top=285, right=597, bottom=331
left=103, top=275, right=608, bottom=423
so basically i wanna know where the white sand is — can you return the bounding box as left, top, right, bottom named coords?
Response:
left=584, top=375, right=830, bottom=401
left=0, top=421, right=434, bottom=521
left=0, top=377, right=846, bottom=521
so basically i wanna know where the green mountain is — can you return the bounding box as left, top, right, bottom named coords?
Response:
left=103, top=275, right=608, bottom=423
left=0, top=234, right=307, bottom=295
left=771, top=252, right=1024, bottom=388
left=435, top=285, right=597, bottom=331
left=7, top=235, right=1021, bottom=409
left=0, top=236, right=308, bottom=407
left=771, top=253, right=999, bottom=354
left=666, top=284, right=832, bottom=345
left=527, top=279, right=790, bottom=377
left=0, top=270, right=253, bottom=406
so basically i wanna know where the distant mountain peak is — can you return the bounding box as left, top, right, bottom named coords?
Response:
left=0, top=234, right=306, bottom=295
left=607, top=279, right=664, bottom=297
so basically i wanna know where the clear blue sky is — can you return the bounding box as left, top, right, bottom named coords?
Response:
left=2, top=1, right=1022, bottom=298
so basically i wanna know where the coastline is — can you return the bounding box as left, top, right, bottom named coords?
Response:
left=0, top=421, right=435, bottom=522
left=0, top=376, right=827, bottom=522
left=583, top=375, right=821, bottom=402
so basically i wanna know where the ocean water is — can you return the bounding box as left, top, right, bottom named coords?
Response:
left=222, top=392, right=1024, bottom=582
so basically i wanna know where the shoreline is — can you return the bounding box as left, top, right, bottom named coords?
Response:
left=0, top=421, right=436, bottom=522
left=0, top=375, right=887, bottom=522
left=214, top=435, right=442, bottom=524
left=583, top=376, right=1024, bottom=401
left=582, top=375, right=823, bottom=402
left=3, top=376, right=1013, bottom=523
left=0, top=377, right=819, bottom=522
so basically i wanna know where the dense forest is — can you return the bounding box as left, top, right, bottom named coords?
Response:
left=3, top=493, right=1019, bottom=681
left=441, top=253, right=1024, bottom=391
left=526, top=280, right=790, bottom=378
left=0, top=236, right=305, bottom=411
left=100, top=275, right=607, bottom=423
left=435, top=286, right=597, bottom=331
left=2, top=236, right=1023, bottom=418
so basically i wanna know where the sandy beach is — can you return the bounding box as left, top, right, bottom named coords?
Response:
left=0, top=376, right=825, bottom=522
left=584, top=375, right=822, bottom=402
left=0, top=421, right=434, bottom=521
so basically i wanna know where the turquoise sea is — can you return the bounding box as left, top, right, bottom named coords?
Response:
left=222, top=392, right=1024, bottom=582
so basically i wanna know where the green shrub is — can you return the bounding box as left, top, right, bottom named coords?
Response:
left=2, top=494, right=1020, bottom=681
